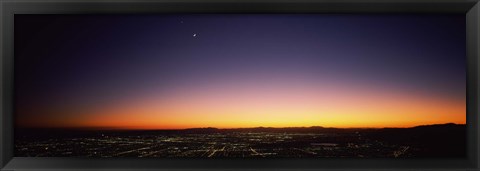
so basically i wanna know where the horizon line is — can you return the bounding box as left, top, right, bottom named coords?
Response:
left=16, top=123, right=465, bottom=131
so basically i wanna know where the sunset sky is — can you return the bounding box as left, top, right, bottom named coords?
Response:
left=14, top=14, right=466, bottom=129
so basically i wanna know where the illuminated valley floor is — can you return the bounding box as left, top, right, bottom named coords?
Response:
left=14, top=124, right=465, bottom=158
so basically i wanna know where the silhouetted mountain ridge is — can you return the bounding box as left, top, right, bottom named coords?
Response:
left=181, top=123, right=463, bottom=132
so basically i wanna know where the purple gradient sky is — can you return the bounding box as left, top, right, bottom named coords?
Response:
left=14, top=14, right=466, bottom=128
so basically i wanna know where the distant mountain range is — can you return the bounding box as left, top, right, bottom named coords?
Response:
left=17, top=123, right=465, bottom=132
left=180, top=123, right=465, bottom=133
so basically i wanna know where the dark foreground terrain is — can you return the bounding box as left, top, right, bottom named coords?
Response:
left=15, top=123, right=465, bottom=158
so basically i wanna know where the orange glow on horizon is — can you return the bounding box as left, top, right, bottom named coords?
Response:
left=17, top=77, right=466, bottom=129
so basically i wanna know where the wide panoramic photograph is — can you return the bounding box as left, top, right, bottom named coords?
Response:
left=14, top=14, right=466, bottom=158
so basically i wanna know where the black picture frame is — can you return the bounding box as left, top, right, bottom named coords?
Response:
left=1, top=0, right=479, bottom=170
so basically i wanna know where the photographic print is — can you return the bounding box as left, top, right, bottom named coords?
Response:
left=14, top=14, right=466, bottom=158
